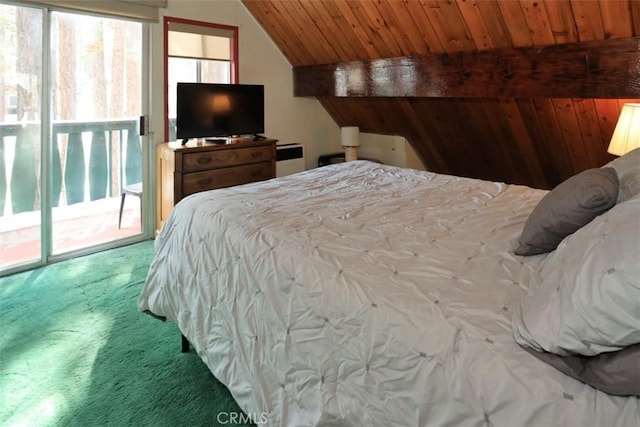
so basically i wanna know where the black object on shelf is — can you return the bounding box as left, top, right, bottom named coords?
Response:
left=318, top=152, right=344, bottom=167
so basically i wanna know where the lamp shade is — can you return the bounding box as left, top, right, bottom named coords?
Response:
left=341, top=126, right=360, bottom=147
left=608, top=103, right=640, bottom=156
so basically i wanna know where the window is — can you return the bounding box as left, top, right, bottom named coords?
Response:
left=164, top=17, right=238, bottom=141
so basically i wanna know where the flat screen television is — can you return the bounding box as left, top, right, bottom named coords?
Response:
left=176, top=82, right=265, bottom=143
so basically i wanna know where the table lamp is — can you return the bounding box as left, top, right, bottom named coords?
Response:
left=341, top=126, right=360, bottom=162
left=608, top=103, right=640, bottom=156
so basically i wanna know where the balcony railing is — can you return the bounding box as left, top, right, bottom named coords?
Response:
left=0, top=119, right=141, bottom=216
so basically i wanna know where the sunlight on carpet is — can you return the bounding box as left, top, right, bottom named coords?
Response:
left=0, top=241, right=253, bottom=427
left=5, top=312, right=111, bottom=426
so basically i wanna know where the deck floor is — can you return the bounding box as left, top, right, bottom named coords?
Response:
left=0, top=196, right=142, bottom=269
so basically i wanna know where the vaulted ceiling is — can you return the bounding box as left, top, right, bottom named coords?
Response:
left=242, top=0, right=640, bottom=189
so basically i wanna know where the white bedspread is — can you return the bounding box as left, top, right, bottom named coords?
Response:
left=139, top=161, right=639, bottom=426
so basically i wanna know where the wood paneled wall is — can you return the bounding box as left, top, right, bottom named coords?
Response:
left=320, top=96, right=634, bottom=188
left=243, top=0, right=640, bottom=189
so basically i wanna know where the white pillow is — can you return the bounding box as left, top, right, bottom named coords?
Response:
left=604, top=147, right=640, bottom=203
left=513, top=194, right=640, bottom=356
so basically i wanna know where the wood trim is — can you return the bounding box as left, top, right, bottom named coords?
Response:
left=294, top=36, right=640, bottom=99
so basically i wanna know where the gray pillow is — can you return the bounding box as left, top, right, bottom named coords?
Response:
left=524, top=344, right=640, bottom=397
left=603, top=147, right=640, bottom=203
left=515, top=167, right=619, bottom=255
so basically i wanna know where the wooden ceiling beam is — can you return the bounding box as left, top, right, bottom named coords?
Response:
left=294, top=36, right=640, bottom=99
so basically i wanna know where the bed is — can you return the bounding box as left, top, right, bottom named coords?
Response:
left=139, top=152, right=640, bottom=426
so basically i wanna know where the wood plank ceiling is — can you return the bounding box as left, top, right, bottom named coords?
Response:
left=242, top=0, right=640, bottom=189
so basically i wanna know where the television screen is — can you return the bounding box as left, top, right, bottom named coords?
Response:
left=176, top=83, right=265, bottom=141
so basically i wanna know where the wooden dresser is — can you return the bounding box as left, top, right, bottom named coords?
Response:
left=156, top=137, right=277, bottom=233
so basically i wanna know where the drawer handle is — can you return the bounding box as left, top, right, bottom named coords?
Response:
left=198, top=178, right=213, bottom=186
left=197, top=157, right=212, bottom=165
left=251, top=151, right=263, bottom=159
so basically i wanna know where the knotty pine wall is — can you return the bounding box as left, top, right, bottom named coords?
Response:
left=243, top=0, right=640, bottom=189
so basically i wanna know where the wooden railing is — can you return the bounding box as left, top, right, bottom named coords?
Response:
left=0, top=119, right=141, bottom=216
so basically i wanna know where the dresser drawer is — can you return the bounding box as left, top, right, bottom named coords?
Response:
left=181, top=161, right=273, bottom=196
left=181, top=145, right=273, bottom=172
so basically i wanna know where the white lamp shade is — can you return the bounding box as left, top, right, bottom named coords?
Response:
left=608, top=103, right=640, bottom=156
left=341, top=126, right=360, bottom=147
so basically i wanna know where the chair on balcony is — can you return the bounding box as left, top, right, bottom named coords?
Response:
left=118, top=182, right=143, bottom=229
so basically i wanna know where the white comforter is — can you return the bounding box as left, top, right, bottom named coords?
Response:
left=139, top=161, right=639, bottom=426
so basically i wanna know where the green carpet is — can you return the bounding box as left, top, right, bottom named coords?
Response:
left=0, top=241, right=253, bottom=427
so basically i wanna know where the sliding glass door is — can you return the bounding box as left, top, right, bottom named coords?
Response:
left=0, top=3, right=148, bottom=274
left=0, top=4, right=44, bottom=269
left=48, top=11, right=145, bottom=256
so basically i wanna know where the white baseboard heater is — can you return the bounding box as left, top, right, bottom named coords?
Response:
left=276, top=143, right=305, bottom=177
